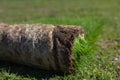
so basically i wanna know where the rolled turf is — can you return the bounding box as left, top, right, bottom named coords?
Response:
left=0, top=23, right=84, bottom=73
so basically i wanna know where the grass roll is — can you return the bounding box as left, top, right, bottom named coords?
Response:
left=0, top=23, right=84, bottom=73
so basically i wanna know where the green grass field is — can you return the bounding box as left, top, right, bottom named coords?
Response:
left=0, top=0, right=120, bottom=80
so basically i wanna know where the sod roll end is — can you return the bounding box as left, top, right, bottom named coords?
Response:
left=0, top=23, right=84, bottom=73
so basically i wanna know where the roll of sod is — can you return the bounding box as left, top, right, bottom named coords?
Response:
left=0, top=23, right=84, bottom=73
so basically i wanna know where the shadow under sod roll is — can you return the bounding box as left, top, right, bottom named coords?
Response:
left=0, top=23, right=84, bottom=73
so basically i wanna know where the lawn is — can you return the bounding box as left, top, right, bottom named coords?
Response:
left=0, top=0, right=120, bottom=80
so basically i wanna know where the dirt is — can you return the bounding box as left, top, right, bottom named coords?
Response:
left=53, top=25, right=84, bottom=73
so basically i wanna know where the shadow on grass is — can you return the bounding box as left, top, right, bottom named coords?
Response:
left=0, top=61, right=65, bottom=79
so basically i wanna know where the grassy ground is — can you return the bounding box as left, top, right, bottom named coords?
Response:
left=0, top=0, right=120, bottom=80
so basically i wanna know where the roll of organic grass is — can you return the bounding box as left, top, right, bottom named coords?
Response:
left=0, top=23, right=84, bottom=73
